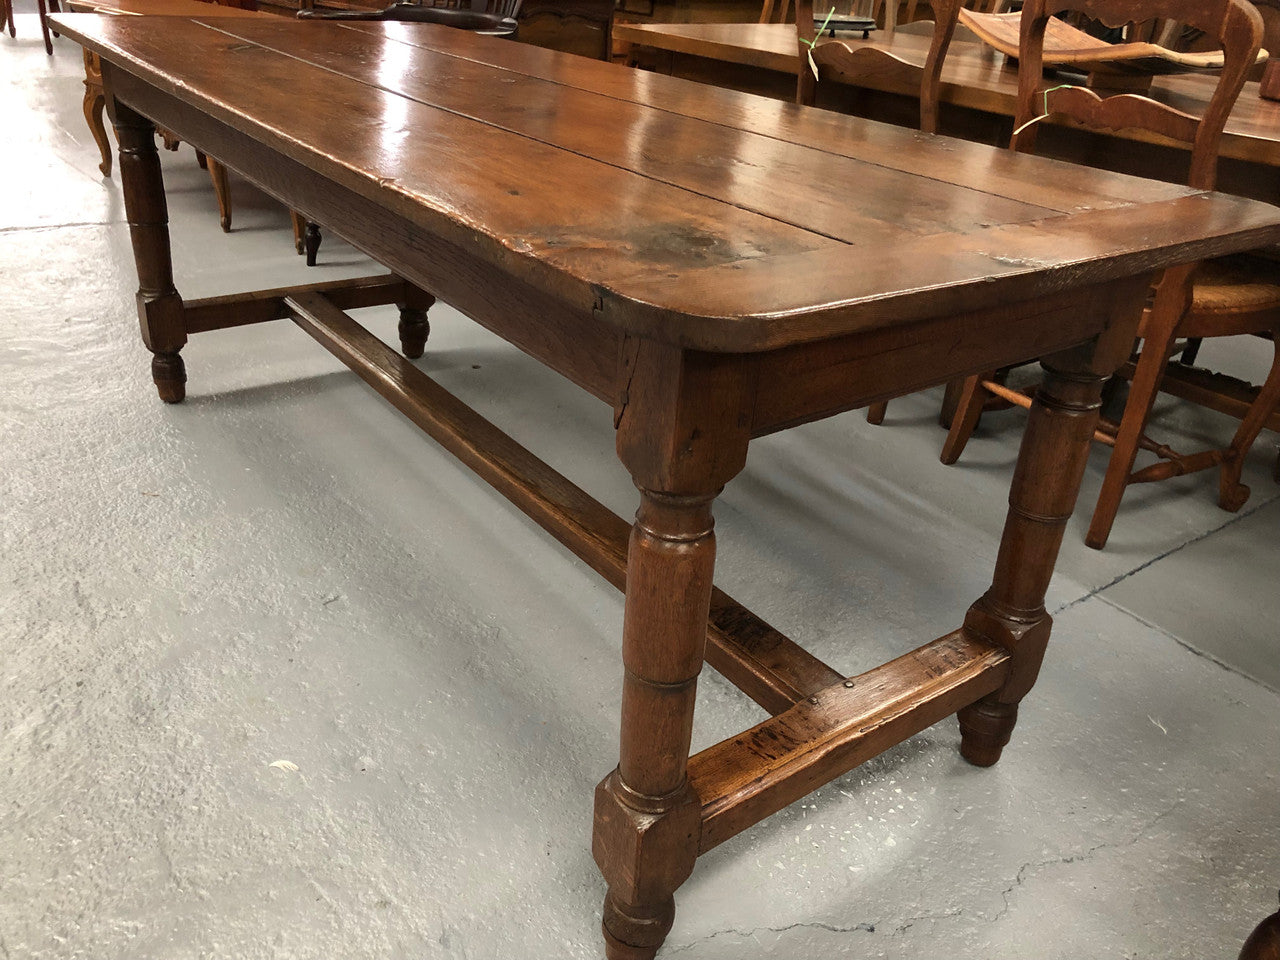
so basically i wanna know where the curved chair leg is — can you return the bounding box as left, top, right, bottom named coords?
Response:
left=83, top=73, right=112, bottom=176
left=4, top=0, right=16, bottom=39
left=205, top=157, right=231, bottom=232
left=1084, top=274, right=1189, bottom=550
left=36, top=0, right=52, bottom=54
left=940, top=373, right=987, bottom=464
left=1218, top=333, right=1280, bottom=511
left=289, top=211, right=306, bottom=254
left=866, top=400, right=888, bottom=424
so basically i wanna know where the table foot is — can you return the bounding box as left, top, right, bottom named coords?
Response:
left=958, top=696, right=1017, bottom=767
left=602, top=892, right=674, bottom=960
left=304, top=222, right=322, bottom=266
left=397, top=306, right=431, bottom=359
left=151, top=351, right=187, bottom=404
left=1239, top=891, right=1280, bottom=960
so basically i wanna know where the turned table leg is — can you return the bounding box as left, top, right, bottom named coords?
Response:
left=396, top=284, right=435, bottom=359
left=304, top=221, right=322, bottom=266
left=957, top=285, right=1148, bottom=764
left=593, top=341, right=751, bottom=960
left=108, top=95, right=187, bottom=403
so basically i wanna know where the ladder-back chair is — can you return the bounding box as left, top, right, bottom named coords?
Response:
left=795, top=0, right=965, bottom=423
left=940, top=0, right=1280, bottom=549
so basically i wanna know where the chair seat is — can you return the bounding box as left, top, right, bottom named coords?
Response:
left=1188, top=253, right=1280, bottom=321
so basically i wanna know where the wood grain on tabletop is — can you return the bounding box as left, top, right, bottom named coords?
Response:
left=55, top=14, right=1280, bottom=352
left=355, top=20, right=1200, bottom=214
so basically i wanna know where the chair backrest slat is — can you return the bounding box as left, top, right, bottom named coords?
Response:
left=1011, top=0, right=1263, bottom=189
left=761, top=0, right=794, bottom=24
left=796, top=0, right=962, bottom=132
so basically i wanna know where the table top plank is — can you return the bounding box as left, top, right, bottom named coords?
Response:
left=66, top=17, right=838, bottom=281
left=52, top=14, right=1280, bottom=352
left=615, top=21, right=1280, bottom=167
left=201, top=17, right=1060, bottom=246
left=348, top=21, right=1195, bottom=215
left=609, top=191, right=1280, bottom=346
left=616, top=20, right=801, bottom=73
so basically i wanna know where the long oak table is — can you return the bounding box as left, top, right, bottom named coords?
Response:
left=49, top=13, right=1280, bottom=958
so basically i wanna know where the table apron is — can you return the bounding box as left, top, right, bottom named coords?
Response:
left=104, top=63, right=622, bottom=406
left=101, top=63, right=1152, bottom=441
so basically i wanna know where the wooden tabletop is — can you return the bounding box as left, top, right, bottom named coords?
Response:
left=615, top=20, right=1280, bottom=167
left=52, top=14, right=1280, bottom=352
left=616, top=19, right=804, bottom=73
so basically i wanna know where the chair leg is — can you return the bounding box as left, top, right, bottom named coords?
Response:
left=205, top=157, right=232, bottom=232
left=1218, top=333, right=1280, bottom=512
left=4, top=0, right=16, bottom=39
left=1084, top=272, right=1190, bottom=550
left=938, top=377, right=964, bottom=428
left=1179, top=336, right=1203, bottom=366
left=304, top=222, right=321, bottom=266
left=866, top=400, right=888, bottom=424
left=82, top=63, right=112, bottom=177
left=289, top=211, right=306, bottom=254
left=47, top=0, right=59, bottom=35
left=940, top=373, right=988, bottom=464
left=36, top=0, right=52, bottom=54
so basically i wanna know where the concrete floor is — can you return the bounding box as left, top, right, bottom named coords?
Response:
left=3, top=26, right=1279, bottom=960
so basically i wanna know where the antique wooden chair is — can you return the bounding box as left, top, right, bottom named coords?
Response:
left=1, top=0, right=62, bottom=54
left=939, top=0, right=1280, bottom=550
left=797, top=0, right=961, bottom=121
left=516, top=0, right=615, bottom=61
left=794, top=0, right=965, bottom=423
left=298, top=0, right=519, bottom=30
